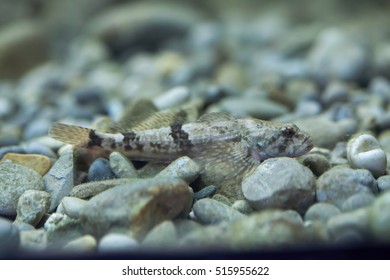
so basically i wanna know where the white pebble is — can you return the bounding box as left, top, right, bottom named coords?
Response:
left=347, top=134, right=387, bottom=178
left=152, top=86, right=190, bottom=110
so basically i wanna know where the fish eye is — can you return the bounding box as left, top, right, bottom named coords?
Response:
left=282, top=126, right=295, bottom=137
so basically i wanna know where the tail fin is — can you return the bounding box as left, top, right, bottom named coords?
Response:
left=49, top=123, right=91, bottom=145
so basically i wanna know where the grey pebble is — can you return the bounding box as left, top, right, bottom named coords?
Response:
left=321, top=80, right=349, bottom=107
left=369, top=76, right=390, bottom=103
left=62, top=235, right=97, bottom=253
left=141, top=220, right=177, bottom=249
left=109, top=152, right=139, bottom=179
left=19, top=229, right=47, bottom=252
left=0, top=160, right=45, bottom=215
left=15, top=190, right=51, bottom=226
left=56, top=197, right=88, bottom=219
left=23, top=142, right=57, bottom=159
left=231, top=200, right=253, bottom=214
left=193, top=185, right=217, bottom=200
left=152, top=86, right=190, bottom=110
left=43, top=146, right=74, bottom=211
left=341, top=193, right=375, bottom=212
left=23, top=117, right=52, bottom=141
left=80, top=178, right=193, bottom=238
left=13, top=222, right=35, bottom=232
left=44, top=213, right=85, bottom=248
left=192, top=198, right=245, bottom=224
left=98, top=233, right=139, bottom=254
left=378, top=175, right=390, bottom=192
left=326, top=208, right=370, bottom=242
left=0, top=145, right=25, bottom=160
left=242, top=157, right=315, bottom=214
left=155, top=156, right=200, bottom=184
left=316, top=166, right=378, bottom=208
left=304, top=202, right=341, bottom=223
left=369, top=191, right=390, bottom=242
left=212, top=194, right=232, bottom=206
left=138, top=162, right=167, bottom=178
left=174, top=219, right=201, bottom=239
left=300, top=153, right=330, bottom=176
left=87, top=157, right=116, bottom=182
left=0, top=217, right=20, bottom=256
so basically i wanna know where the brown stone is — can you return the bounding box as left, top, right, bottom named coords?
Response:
left=1, top=153, right=51, bottom=176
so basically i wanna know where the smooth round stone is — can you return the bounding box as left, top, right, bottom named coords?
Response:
left=347, top=134, right=387, bottom=178
left=109, top=152, right=139, bottom=179
left=13, top=222, right=35, bottom=232
left=15, top=190, right=51, bottom=226
left=0, top=217, right=20, bottom=255
left=192, top=198, right=245, bottom=224
left=141, top=220, right=177, bottom=249
left=19, top=229, right=47, bottom=252
left=378, top=131, right=390, bottom=153
left=321, top=80, right=349, bottom=107
left=80, top=178, right=193, bottom=238
left=43, top=146, right=74, bottom=211
left=0, top=145, right=25, bottom=159
left=326, top=208, right=370, bottom=241
left=56, top=197, right=88, bottom=219
left=23, top=117, right=52, bottom=141
left=231, top=200, right=253, bottom=214
left=369, top=192, right=390, bottom=241
left=0, top=161, right=44, bottom=215
left=87, top=157, right=116, bottom=182
left=1, top=153, right=51, bottom=176
left=212, top=194, right=232, bottom=206
left=63, top=235, right=97, bottom=253
left=316, top=166, right=378, bottom=208
left=300, top=153, right=331, bottom=176
left=23, top=142, right=57, bottom=159
left=304, top=202, right=341, bottom=223
left=152, top=86, right=190, bottom=110
left=155, top=156, right=200, bottom=184
left=242, top=158, right=315, bottom=214
left=369, top=76, right=390, bottom=103
left=341, top=193, right=375, bottom=212
left=378, top=175, right=390, bottom=192
left=98, top=233, right=139, bottom=253
left=193, top=185, right=217, bottom=200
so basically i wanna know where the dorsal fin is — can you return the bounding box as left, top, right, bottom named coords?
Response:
left=196, top=112, right=235, bottom=124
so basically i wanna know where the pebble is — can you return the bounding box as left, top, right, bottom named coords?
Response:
left=13, top=222, right=35, bottom=232
left=56, top=197, right=88, bottom=219
left=80, top=178, right=193, bottom=238
left=242, top=158, right=315, bottom=214
left=23, top=142, right=57, bottom=159
left=0, top=217, right=20, bottom=256
left=62, top=235, right=97, bottom=253
left=15, top=190, right=51, bottom=226
left=87, top=157, right=116, bottom=182
left=193, top=185, right=217, bottom=200
left=321, top=80, right=349, bottom=107
left=231, top=200, right=253, bottom=214
left=1, top=153, right=51, bottom=176
left=304, top=202, right=341, bottom=223
left=211, top=194, right=232, bottom=206
left=378, top=175, right=390, bottom=192
left=152, top=86, right=190, bottom=110
left=341, top=193, right=375, bottom=212
left=0, top=161, right=45, bottom=215
left=19, top=229, right=47, bottom=252
left=98, top=233, right=139, bottom=254
left=369, top=76, right=390, bottom=103
left=326, top=208, right=370, bottom=242
left=43, top=146, right=74, bottom=211
left=109, top=152, right=139, bottom=179
left=141, top=221, right=177, bottom=249
left=192, top=198, right=245, bottom=225
left=174, top=219, right=201, bottom=239
left=44, top=213, right=85, bottom=248
left=316, top=166, right=378, bottom=208
left=369, top=191, right=390, bottom=242
left=347, top=134, right=387, bottom=178
left=0, top=145, right=25, bottom=160
left=294, top=116, right=357, bottom=149
left=300, top=153, right=331, bottom=176
left=155, top=156, right=200, bottom=184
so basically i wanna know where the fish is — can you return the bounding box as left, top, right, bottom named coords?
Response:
left=49, top=109, right=313, bottom=199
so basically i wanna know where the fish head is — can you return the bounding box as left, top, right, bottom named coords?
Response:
left=241, top=119, right=313, bottom=162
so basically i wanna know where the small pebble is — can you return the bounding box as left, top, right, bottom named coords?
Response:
left=98, top=233, right=139, bottom=254
left=212, top=194, right=232, bottom=206
left=0, top=217, right=20, bottom=256
left=1, top=153, right=51, bottom=176
left=193, top=185, right=217, bottom=200
left=63, top=235, right=97, bottom=252
left=369, top=191, right=390, bottom=242
left=109, top=152, right=139, bottom=178
left=300, top=153, right=331, bottom=176
left=347, top=134, right=387, bottom=178
left=44, top=146, right=74, bottom=211
left=242, top=157, right=315, bottom=214
left=192, top=198, right=245, bottom=224
left=378, top=175, right=390, bottom=192
left=15, top=190, right=51, bottom=226
left=231, top=200, right=253, bottom=214
left=23, top=142, right=57, bottom=159
left=141, top=221, right=177, bottom=249
left=87, top=157, right=116, bottom=182
left=316, top=166, right=378, bottom=208
left=56, top=197, right=88, bottom=219
left=341, top=193, right=375, bottom=212
left=152, top=86, right=190, bottom=110
left=304, top=202, right=341, bottom=223
left=19, top=229, right=47, bottom=252
left=155, top=156, right=200, bottom=183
